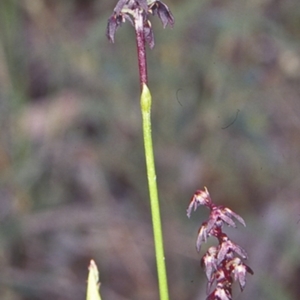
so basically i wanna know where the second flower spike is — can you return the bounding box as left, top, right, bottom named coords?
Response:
left=187, top=187, right=253, bottom=300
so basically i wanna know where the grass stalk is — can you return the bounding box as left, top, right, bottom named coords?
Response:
left=140, top=84, right=169, bottom=300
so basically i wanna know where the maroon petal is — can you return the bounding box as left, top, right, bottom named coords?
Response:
left=113, top=0, right=128, bottom=14
left=218, top=211, right=237, bottom=228
left=202, top=247, right=218, bottom=280
left=223, top=207, right=246, bottom=227
left=137, top=0, right=148, bottom=12
left=106, top=14, right=124, bottom=43
left=144, top=21, right=155, bottom=49
left=232, top=260, right=253, bottom=290
left=207, top=285, right=232, bottom=300
left=217, top=239, right=248, bottom=264
left=217, top=242, right=229, bottom=264
left=187, top=187, right=212, bottom=217
left=231, top=243, right=248, bottom=260
left=196, top=222, right=209, bottom=252
left=152, top=0, right=174, bottom=28
left=186, top=197, right=197, bottom=218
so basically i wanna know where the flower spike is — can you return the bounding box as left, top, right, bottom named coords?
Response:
left=187, top=187, right=253, bottom=299
left=106, top=0, right=174, bottom=48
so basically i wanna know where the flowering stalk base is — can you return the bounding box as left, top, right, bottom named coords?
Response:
left=141, top=84, right=169, bottom=300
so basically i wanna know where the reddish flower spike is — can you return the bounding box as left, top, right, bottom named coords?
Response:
left=187, top=187, right=253, bottom=299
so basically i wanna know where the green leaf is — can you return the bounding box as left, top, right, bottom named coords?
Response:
left=86, top=260, right=102, bottom=300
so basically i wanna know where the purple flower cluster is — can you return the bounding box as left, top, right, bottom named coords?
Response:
left=106, top=0, right=174, bottom=48
left=187, top=187, right=253, bottom=300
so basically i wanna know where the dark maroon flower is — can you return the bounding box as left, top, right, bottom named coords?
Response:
left=217, top=234, right=248, bottom=264
left=210, top=205, right=246, bottom=228
left=187, top=187, right=253, bottom=299
left=206, top=263, right=233, bottom=294
left=143, top=20, right=155, bottom=49
left=106, top=0, right=174, bottom=48
left=227, top=257, right=254, bottom=291
left=201, top=246, right=218, bottom=280
left=187, top=187, right=212, bottom=218
left=187, top=188, right=245, bottom=230
left=148, top=0, right=174, bottom=28
left=196, top=222, right=210, bottom=252
left=206, top=283, right=232, bottom=300
left=106, top=13, right=127, bottom=43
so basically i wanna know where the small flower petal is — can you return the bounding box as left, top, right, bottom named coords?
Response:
left=229, top=258, right=254, bottom=291
left=113, top=0, right=128, bottom=14
left=202, top=247, right=218, bottom=280
left=223, top=207, right=246, bottom=227
left=106, top=14, right=124, bottom=43
left=209, top=206, right=237, bottom=228
left=218, top=212, right=237, bottom=228
left=187, top=187, right=212, bottom=217
left=217, top=237, right=248, bottom=264
left=113, top=0, right=148, bottom=14
left=196, top=222, right=209, bottom=252
left=144, top=20, right=155, bottom=48
left=150, top=0, right=174, bottom=28
left=207, top=284, right=232, bottom=300
left=137, top=0, right=149, bottom=12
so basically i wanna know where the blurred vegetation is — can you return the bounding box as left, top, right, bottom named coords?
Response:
left=0, top=0, right=300, bottom=299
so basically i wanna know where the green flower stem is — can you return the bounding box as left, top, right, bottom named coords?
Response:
left=140, top=83, right=169, bottom=300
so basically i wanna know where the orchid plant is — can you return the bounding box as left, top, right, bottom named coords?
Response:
left=106, top=1, right=174, bottom=300
left=86, top=1, right=253, bottom=300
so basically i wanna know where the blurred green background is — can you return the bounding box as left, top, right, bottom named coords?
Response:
left=1, top=0, right=300, bottom=299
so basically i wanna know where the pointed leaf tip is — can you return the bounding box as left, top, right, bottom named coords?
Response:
left=87, top=260, right=102, bottom=300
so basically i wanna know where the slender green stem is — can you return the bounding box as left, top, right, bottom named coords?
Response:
left=140, top=83, right=169, bottom=300
left=133, top=8, right=169, bottom=300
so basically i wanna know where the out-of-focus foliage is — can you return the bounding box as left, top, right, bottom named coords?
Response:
left=0, top=0, right=300, bottom=300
